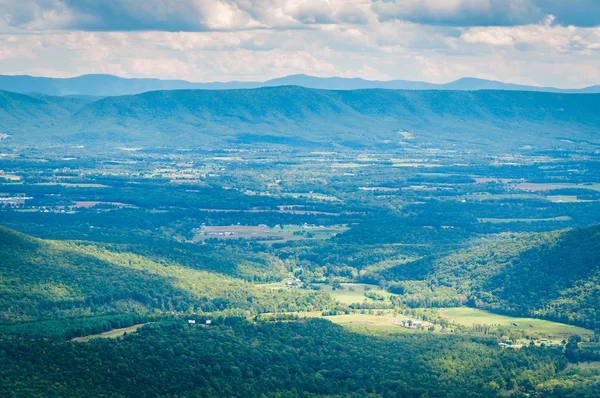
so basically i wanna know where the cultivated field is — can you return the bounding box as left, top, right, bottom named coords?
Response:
left=478, top=216, right=571, bottom=223
left=516, top=182, right=600, bottom=192
left=313, top=283, right=395, bottom=304
left=193, top=224, right=347, bottom=243
left=439, top=308, right=592, bottom=337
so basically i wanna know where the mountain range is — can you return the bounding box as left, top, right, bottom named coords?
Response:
left=1, top=87, right=599, bottom=150
left=1, top=73, right=599, bottom=97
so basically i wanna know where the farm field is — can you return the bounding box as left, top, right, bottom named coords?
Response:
left=71, top=323, right=148, bottom=342
left=516, top=182, right=600, bottom=192
left=261, top=311, right=423, bottom=334
left=478, top=216, right=572, bottom=223
left=312, top=313, right=414, bottom=333
left=71, top=201, right=136, bottom=208
left=546, top=195, right=597, bottom=203
left=33, top=182, right=111, bottom=188
left=193, top=224, right=347, bottom=242
left=284, top=192, right=341, bottom=201
left=439, top=308, right=592, bottom=337
left=313, top=283, right=396, bottom=304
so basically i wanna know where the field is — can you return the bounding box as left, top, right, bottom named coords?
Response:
left=478, top=216, right=572, bottom=223
left=312, top=283, right=396, bottom=304
left=71, top=323, right=148, bottom=342
left=33, top=182, right=111, bottom=188
left=71, top=201, right=135, bottom=208
left=303, top=312, right=414, bottom=333
left=259, top=311, right=426, bottom=335
left=439, top=308, right=592, bottom=337
left=546, top=195, right=596, bottom=203
left=284, top=192, right=341, bottom=201
left=193, top=224, right=347, bottom=243
left=516, top=182, right=600, bottom=192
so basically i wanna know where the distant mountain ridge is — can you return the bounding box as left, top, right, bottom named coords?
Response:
left=1, top=73, right=598, bottom=97
left=1, top=86, right=599, bottom=151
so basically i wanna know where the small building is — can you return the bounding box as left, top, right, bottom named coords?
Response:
left=206, top=320, right=212, bottom=325
left=188, top=320, right=196, bottom=324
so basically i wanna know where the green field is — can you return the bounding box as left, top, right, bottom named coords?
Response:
left=439, top=308, right=592, bottom=337
left=71, top=324, right=148, bottom=342
left=257, top=282, right=390, bottom=305
left=193, top=224, right=347, bottom=243
left=516, top=182, right=600, bottom=192
left=264, top=311, right=417, bottom=335
left=478, top=216, right=571, bottom=223
left=313, top=283, right=395, bottom=304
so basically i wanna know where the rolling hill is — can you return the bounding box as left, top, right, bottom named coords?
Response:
left=0, top=226, right=331, bottom=337
left=385, top=225, right=600, bottom=329
left=1, top=87, right=599, bottom=150
left=1, top=73, right=599, bottom=96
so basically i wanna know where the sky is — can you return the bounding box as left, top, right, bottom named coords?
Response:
left=0, top=0, right=599, bottom=87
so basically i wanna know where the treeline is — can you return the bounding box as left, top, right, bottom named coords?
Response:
left=0, top=313, right=151, bottom=340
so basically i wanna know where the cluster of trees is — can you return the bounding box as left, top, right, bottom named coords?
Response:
left=0, top=318, right=571, bottom=397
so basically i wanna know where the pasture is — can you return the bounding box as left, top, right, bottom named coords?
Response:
left=313, top=283, right=395, bottom=305
left=478, top=216, right=571, bottom=223
left=71, top=323, right=147, bottom=342
left=193, top=224, right=346, bottom=243
left=546, top=195, right=596, bottom=203
left=264, top=311, right=420, bottom=335
left=439, top=308, right=592, bottom=337
left=516, top=182, right=600, bottom=192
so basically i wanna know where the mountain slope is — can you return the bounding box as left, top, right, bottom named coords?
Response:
left=0, top=227, right=331, bottom=328
left=1, top=73, right=598, bottom=97
left=386, top=225, right=600, bottom=329
left=67, top=87, right=600, bottom=149
left=1, top=87, right=599, bottom=150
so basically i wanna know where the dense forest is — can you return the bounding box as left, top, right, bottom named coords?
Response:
left=0, top=318, right=572, bottom=398
left=0, top=227, right=333, bottom=337
left=382, top=226, right=600, bottom=329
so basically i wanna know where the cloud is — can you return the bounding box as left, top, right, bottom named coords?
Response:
left=372, top=0, right=600, bottom=27
left=0, top=0, right=598, bottom=88
left=2, top=0, right=598, bottom=34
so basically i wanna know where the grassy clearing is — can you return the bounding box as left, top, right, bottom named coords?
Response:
left=285, top=192, right=341, bottom=201
left=478, top=216, right=571, bottom=223
left=34, top=182, right=110, bottom=188
left=71, top=323, right=148, bottom=342
left=439, top=308, right=592, bottom=337
left=257, top=282, right=394, bottom=305
left=546, top=195, right=597, bottom=203
left=265, top=311, right=418, bottom=335
left=313, top=283, right=395, bottom=305
left=193, top=224, right=347, bottom=243
left=516, top=182, right=600, bottom=192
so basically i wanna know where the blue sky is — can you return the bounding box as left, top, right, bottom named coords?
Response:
left=0, top=0, right=598, bottom=87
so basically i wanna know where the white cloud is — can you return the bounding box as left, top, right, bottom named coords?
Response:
left=0, top=0, right=598, bottom=88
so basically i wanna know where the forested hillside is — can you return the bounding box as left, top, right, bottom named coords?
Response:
left=385, top=226, right=600, bottom=329
left=0, top=227, right=332, bottom=338
left=1, top=87, right=598, bottom=150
